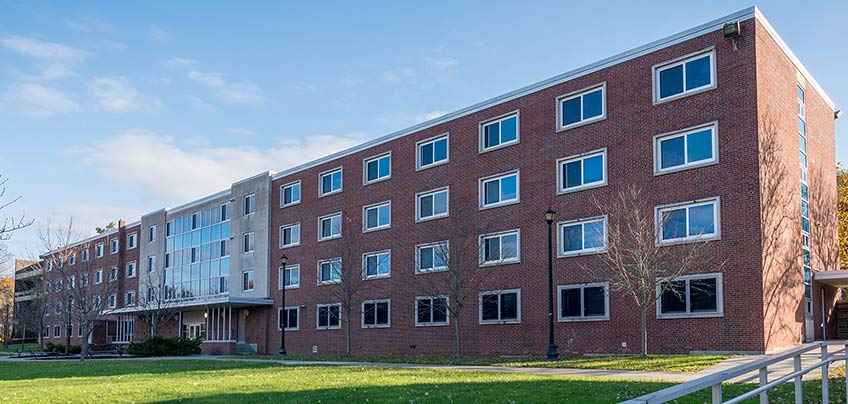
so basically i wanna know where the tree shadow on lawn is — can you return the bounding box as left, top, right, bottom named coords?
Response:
left=0, top=359, right=282, bottom=381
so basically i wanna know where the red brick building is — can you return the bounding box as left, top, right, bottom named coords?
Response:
left=20, top=7, right=840, bottom=356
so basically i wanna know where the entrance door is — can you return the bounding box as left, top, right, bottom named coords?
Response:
left=237, top=309, right=247, bottom=343
left=805, top=299, right=815, bottom=342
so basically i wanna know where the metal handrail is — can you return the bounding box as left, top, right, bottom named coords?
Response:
left=622, top=341, right=848, bottom=404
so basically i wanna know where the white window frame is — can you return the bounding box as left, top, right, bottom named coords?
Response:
left=361, top=299, right=391, bottom=329
left=125, top=261, right=137, bottom=279
left=478, top=289, right=521, bottom=324
left=242, top=193, right=256, bottom=216
left=479, top=170, right=520, bottom=209
left=656, top=273, right=724, bottom=319
left=653, top=121, right=719, bottom=175
left=109, top=266, right=118, bottom=282
left=556, top=148, right=608, bottom=194
left=278, top=264, right=300, bottom=290
left=316, top=303, right=342, bottom=330
left=415, top=295, right=449, bottom=327
left=415, top=241, right=449, bottom=274
left=147, top=255, right=156, bottom=272
left=557, top=216, right=608, bottom=257
left=280, top=180, right=302, bottom=208
left=279, top=222, right=301, bottom=249
left=317, top=212, right=342, bottom=241
left=81, top=249, right=89, bottom=262
left=557, top=282, right=610, bottom=322
left=416, top=133, right=450, bottom=171
left=653, top=48, right=717, bottom=104
left=126, top=291, right=136, bottom=307
left=362, top=201, right=391, bottom=232
left=148, top=225, right=157, bottom=242
left=108, top=294, right=117, bottom=309
left=278, top=306, right=300, bottom=331
left=243, top=232, right=255, bottom=253
left=95, top=243, right=104, bottom=258
left=556, top=82, right=607, bottom=132
left=479, top=111, right=520, bottom=153
left=362, top=250, right=391, bottom=280
left=318, top=167, right=343, bottom=197
left=242, top=270, right=255, bottom=292
left=110, top=238, right=119, bottom=254
left=655, top=197, right=721, bottom=245
left=95, top=270, right=103, bottom=285
left=416, top=187, right=450, bottom=222
left=363, top=152, right=392, bottom=185
left=69, top=253, right=76, bottom=266
left=127, top=232, right=138, bottom=250
left=478, top=229, right=521, bottom=266
left=54, top=325, right=61, bottom=338
left=317, top=258, right=342, bottom=285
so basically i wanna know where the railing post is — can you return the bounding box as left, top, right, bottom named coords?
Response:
left=821, top=344, right=830, bottom=404
left=759, top=367, right=768, bottom=404
left=794, top=355, right=803, bottom=404
left=711, top=383, right=722, bottom=404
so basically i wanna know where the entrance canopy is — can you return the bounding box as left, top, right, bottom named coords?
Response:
left=814, top=270, right=848, bottom=288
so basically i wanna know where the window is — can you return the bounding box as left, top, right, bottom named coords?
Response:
left=280, top=223, right=301, bottom=248
left=148, top=225, right=157, bottom=242
left=654, top=122, right=718, bottom=174
left=363, top=201, right=391, bottom=231
left=280, top=181, right=301, bottom=207
left=558, top=216, right=607, bottom=257
left=126, top=291, right=136, bottom=306
left=317, top=304, right=341, bottom=329
left=362, top=300, right=390, bottom=328
left=363, top=250, right=390, bottom=279
left=110, top=239, right=119, bottom=254
left=95, top=270, right=103, bottom=285
left=46, top=259, right=52, bottom=271
left=416, top=241, right=449, bottom=273
left=44, top=281, right=50, bottom=294
left=109, top=266, right=118, bottom=281
left=558, top=283, right=609, bottom=321
left=480, top=112, right=519, bottom=151
left=318, top=258, right=342, bottom=284
left=242, top=270, right=254, bottom=291
left=242, top=193, right=256, bottom=216
left=69, top=253, right=76, bottom=266
left=657, top=273, right=723, bottom=318
left=279, top=264, right=300, bottom=289
left=479, top=230, right=520, bottom=266
left=557, top=83, right=606, bottom=130
left=318, top=213, right=342, bottom=241
left=108, top=294, right=117, bottom=309
left=54, top=325, right=61, bottom=338
left=279, top=306, right=299, bottom=331
left=416, top=296, right=449, bottom=326
left=654, top=50, right=715, bottom=102
left=127, top=232, right=137, bottom=249
left=479, top=171, right=519, bottom=208
left=557, top=149, right=607, bottom=193
left=480, top=289, right=520, bottom=324
left=243, top=232, right=254, bottom=253
left=55, top=302, right=62, bottom=314
left=147, top=256, right=156, bottom=272
left=417, top=134, right=449, bottom=170
left=416, top=187, right=449, bottom=221
left=319, top=167, right=343, bottom=196
left=364, top=152, right=391, bottom=184
left=78, top=322, right=83, bottom=337
left=126, top=261, right=136, bottom=278
left=657, top=198, right=720, bottom=243
left=93, top=296, right=101, bottom=310
left=80, top=273, right=89, bottom=287
left=55, top=279, right=62, bottom=291
left=95, top=243, right=104, bottom=258
left=81, top=249, right=89, bottom=262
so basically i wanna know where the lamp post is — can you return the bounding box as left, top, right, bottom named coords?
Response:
left=278, top=254, right=288, bottom=355
left=545, top=208, right=559, bottom=361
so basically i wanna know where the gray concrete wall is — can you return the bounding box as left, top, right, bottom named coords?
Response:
left=229, top=172, right=272, bottom=299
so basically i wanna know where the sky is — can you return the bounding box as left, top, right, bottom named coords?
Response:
left=0, top=1, right=845, bottom=262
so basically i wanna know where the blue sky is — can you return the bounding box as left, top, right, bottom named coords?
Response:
left=1, top=1, right=845, bottom=260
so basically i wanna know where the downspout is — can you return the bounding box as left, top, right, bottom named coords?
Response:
left=820, top=288, right=826, bottom=340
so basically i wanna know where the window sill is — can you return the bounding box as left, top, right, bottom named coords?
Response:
left=364, top=274, right=391, bottom=281
left=415, top=268, right=448, bottom=275
left=415, top=322, right=449, bottom=327
left=653, top=84, right=716, bottom=105
left=557, top=182, right=607, bottom=196
left=416, top=160, right=450, bottom=172
left=556, top=115, right=606, bottom=133
left=319, top=190, right=343, bottom=198
left=657, top=312, right=723, bottom=320
left=657, top=235, right=720, bottom=247
left=363, top=176, right=391, bottom=186
left=318, top=281, right=342, bottom=286
left=279, top=328, right=299, bottom=332
left=279, top=285, right=301, bottom=290
left=415, top=214, right=449, bottom=224
left=654, top=160, right=718, bottom=177
left=557, top=249, right=607, bottom=259
left=318, top=235, right=342, bottom=243
left=280, top=243, right=300, bottom=250
left=479, top=140, right=519, bottom=155
left=479, top=199, right=520, bottom=211
left=280, top=201, right=301, bottom=209
left=480, top=319, right=521, bottom=325
left=363, top=225, right=391, bottom=234
left=317, top=326, right=342, bottom=331
left=362, top=324, right=391, bottom=329
left=558, top=316, right=609, bottom=323
left=479, top=259, right=520, bottom=268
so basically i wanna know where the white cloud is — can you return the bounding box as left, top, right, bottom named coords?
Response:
left=187, top=70, right=226, bottom=87
left=0, top=36, right=87, bottom=61
left=71, top=130, right=366, bottom=202
left=88, top=76, right=139, bottom=112
left=187, top=69, right=265, bottom=104
left=164, top=57, right=195, bottom=69
left=417, top=110, right=447, bottom=122
left=339, top=78, right=362, bottom=88
left=185, top=94, right=215, bottom=112
left=148, top=25, right=172, bottom=42
left=10, top=83, right=79, bottom=117
left=37, top=63, right=78, bottom=80
left=382, top=67, right=416, bottom=84
left=65, top=16, right=112, bottom=34
left=423, top=56, right=458, bottom=71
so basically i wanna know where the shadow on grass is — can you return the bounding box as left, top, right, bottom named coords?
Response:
left=0, top=359, right=283, bottom=381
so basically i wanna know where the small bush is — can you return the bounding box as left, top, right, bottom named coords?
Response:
left=44, top=342, right=81, bottom=354
left=126, top=336, right=202, bottom=357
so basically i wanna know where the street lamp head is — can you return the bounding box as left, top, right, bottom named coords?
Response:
left=280, top=254, right=288, bottom=266
left=544, top=208, right=556, bottom=224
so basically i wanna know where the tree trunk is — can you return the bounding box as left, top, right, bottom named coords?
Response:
left=640, top=306, right=648, bottom=356
left=453, top=311, right=461, bottom=358
left=79, top=331, right=88, bottom=364
left=345, top=310, right=351, bottom=356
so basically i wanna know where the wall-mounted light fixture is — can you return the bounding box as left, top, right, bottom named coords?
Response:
left=724, top=21, right=740, bottom=51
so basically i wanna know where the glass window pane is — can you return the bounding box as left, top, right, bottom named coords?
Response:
left=433, top=192, right=447, bottom=215
left=500, top=116, right=517, bottom=143
left=565, top=161, right=582, bottom=188
left=376, top=302, right=389, bottom=324
left=583, top=287, right=605, bottom=317
left=686, top=129, right=713, bottom=163
left=500, top=175, right=517, bottom=201
left=379, top=205, right=390, bottom=226
left=485, top=180, right=500, bottom=204
left=562, top=224, right=583, bottom=252
left=583, top=221, right=605, bottom=249
left=563, top=97, right=581, bottom=126
left=367, top=208, right=378, bottom=228
left=501, top=234, right=518, bottom=259
left=421, top=143, right=434, bottom=166
left=420, top=247, right=433, bottom=270
left=690, top=278, right=717, bottom=312
left=582, top=89, right=603, bottom=119
left=660, top=136, right=686, bottom=169
left=433, top=298, right=447, bottom=322
left=420, top=195, right=433, bottom=218
left=688, top=204, right=715, bottom=236
left=685, top=56, right=711, bottom=90
left=662, top=209, right=687, bottom=240
left=485, top=123, right=499, bottom=148
left=660, top=281, right=687, bottom=313
left=379, top=157, right=390, bottom=177
left=583, top=155, right=604, bottom=184
left=322, top=174, right=332, bottom=193
left=482, top=294, right=499, bottom=320
left=367, top=160, right=378, bottom=181
left=561, top=288, right=581, bottom=317
left=500, top=293, right=517, bottom=319
left=659, top=64, right=684, bottom=98
left=484, top=237, right=500, bottom=261
left=434, top=139, right=447, bottom=162
left=417, top=300, right=431, bottom=323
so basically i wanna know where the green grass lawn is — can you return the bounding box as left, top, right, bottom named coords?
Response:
left=231, top=353, right=732, bottom=373
left=0, top=342, right=39, bottom=355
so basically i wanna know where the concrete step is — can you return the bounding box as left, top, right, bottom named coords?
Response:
left=234, top=343, right=256, bottom=355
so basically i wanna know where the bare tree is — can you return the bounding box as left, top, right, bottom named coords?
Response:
left=13, top=254, right=49, bottom=350
left=809, top=166, right=840, bottom=273
left=135, top=266, right=179, bottom=338
left=0, top=276, right=13, bottom=348
left=0, top=174, right=33, bottom=241
left=586, top=185, right=716, bottom=356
